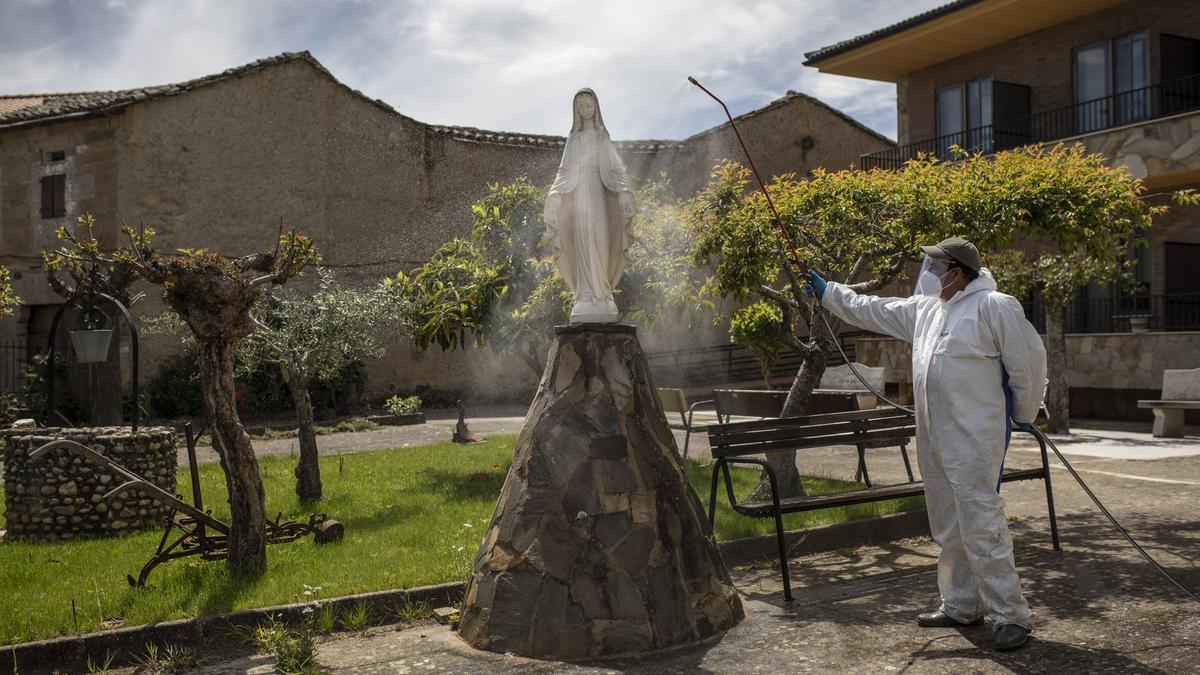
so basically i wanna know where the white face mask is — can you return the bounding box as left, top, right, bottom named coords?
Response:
left=912, top=256, right=952, bottom=298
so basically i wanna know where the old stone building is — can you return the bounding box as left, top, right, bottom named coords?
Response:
left=0, top=52, right=892, bottom=402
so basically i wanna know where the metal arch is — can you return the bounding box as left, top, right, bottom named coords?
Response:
left=45, top=290, right=141, bottom=431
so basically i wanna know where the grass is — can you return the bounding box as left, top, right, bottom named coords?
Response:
left=0, top=435, right=921, bottom=645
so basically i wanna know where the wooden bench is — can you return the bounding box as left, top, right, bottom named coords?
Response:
left=705, top=407, right=1061, bottom=601
left=1138, top=368, right=1200, bottom=438
left=713, top=389, right=914, bottom=483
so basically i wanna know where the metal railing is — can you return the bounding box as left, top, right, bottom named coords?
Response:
left=1020, top=293, right=1200, bottom=334
left=864, top=73, right=1200, bottom=170
left=645, top=331, right=866, bottom=389
left=1, top=339, right=28, bottom=394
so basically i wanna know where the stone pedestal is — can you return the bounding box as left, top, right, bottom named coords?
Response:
left=458, top=325, right=743, bottom=660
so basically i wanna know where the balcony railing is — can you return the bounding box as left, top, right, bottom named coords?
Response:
left=1020, top=293, right=1200, bottom=334
left=864, top=73, right=1200, bottom=170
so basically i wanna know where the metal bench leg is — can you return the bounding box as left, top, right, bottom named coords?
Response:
left=900, top=443, right=915, bottom=482
left=856, top=444, right=872, bottom=488
left=774, top=504, right=792, bottom=602
left=1036, top=432, right=1062, bottom=551
left=708, top=462, right=721, bottom=528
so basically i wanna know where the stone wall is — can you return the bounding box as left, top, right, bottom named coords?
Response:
left=853, top=331, right=1200, bottom=421
left=2, top=426, right=177, bottom=540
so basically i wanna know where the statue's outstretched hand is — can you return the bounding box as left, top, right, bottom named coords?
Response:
left=619, top=192, right=635, bottom=220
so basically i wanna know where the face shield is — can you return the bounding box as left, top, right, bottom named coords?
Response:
left=912, top=256, right=952, bottom=298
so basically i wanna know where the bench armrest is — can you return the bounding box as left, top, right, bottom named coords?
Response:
left=686, top=399, right=716, bottom=428
left=713, top=456, right=780, bottom=514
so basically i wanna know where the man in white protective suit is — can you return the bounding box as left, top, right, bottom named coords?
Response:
left=804, top=237, right=1046, bottom=652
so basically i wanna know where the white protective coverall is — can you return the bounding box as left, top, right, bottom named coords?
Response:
left=821, top=269, right=1046, bottom=628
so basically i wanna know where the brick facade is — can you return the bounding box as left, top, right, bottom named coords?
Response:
left=897, top=0, right=1200, bottom=144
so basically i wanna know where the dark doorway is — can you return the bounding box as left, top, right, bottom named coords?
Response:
left=1161, top=34, right=1200, bottom=115
left=1164, top=241, right=1200, bottom=329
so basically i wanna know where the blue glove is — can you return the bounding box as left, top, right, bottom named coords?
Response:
left=1014, top=421, right=1037, bottom=434
left=804, top=269, right=827, bottom=300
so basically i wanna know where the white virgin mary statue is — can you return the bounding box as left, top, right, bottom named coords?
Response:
left=545, top=88, right=635, bottom=323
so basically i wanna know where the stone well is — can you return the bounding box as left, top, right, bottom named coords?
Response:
left=458, top=325, right=744, bottom=660
left=1, top=426, right=177, bottom=541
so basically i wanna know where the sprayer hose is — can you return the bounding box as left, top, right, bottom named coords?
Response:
left=814, top=309, right=1200, bottom=604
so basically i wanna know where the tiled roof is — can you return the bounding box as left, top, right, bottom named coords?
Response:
left=0, top=52, right=323, bottom=127
left=0, top=51, right=890, bottom=150
left=803, top=0, right=983, bottom=65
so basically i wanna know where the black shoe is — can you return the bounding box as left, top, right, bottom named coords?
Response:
left=916, top=609, right=983, bottom=627
left=995, top=624, right=1030, bottom=651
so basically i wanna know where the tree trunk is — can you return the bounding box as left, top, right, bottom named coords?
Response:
left=1044, top=297, right=1070, bottom=434
left=198, top=338, right=268, bottom=576
left=286, top=368, right=323, bottom=503
left=761, top=360, right=775, bottom=390
left=747, top=346, right=832, bottom=501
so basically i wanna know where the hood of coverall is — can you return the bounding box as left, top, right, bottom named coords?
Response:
left=943, top=267, right=997, bottom=306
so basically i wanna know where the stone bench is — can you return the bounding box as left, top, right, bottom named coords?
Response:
left=1138, top=368, right=1200, bottom=438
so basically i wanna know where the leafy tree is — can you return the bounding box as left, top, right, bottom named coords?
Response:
left=690, top=144, right=1165, bottom=497
left=729, top=301, right=786, bottom=389
left=392, top=177, right=702, bottom=377
left=983, top=155, right=1198, bottom=433
left=239, top=268, right=398, bottom=503
left=118, top=224, right=320, bottom=575
left=0, top=265, right=17, bottom=317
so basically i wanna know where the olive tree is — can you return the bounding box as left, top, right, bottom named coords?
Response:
left=119, top=225, right=319, bottom=575
left=239, top=268, right=398, bottom=503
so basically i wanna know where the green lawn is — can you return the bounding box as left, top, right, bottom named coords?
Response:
left=0, top=435, right=921, bottom=645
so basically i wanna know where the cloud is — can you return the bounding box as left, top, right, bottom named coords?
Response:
left=0, top=0, right=948, bottom=141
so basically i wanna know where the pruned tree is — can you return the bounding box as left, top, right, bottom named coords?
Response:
left=42, top=215, right=140, bottom=425
left=239, top=268, right=398, bottom=503
left=393, top=177, right=703, bottom=378
left=118, top=224, right=320, bottom=575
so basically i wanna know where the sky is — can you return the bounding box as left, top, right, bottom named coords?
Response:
left=0, top=0, right=949, bottom=141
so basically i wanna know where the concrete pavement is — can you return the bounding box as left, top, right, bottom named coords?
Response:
left=181, top=416, right=1200, bottom=673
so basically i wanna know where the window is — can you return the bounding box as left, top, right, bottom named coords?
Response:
left=1074, top=32, right=1148, bottom=133
left=46, top=150, right=65, bottom=162
left=936, top=76, right=993, bottom=156
left=40, top=174, right=65, bottom=219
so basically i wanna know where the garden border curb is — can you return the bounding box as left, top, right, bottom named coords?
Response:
left=0, top=509, right=929, bottom=673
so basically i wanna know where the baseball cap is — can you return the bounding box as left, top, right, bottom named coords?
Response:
left=920, top=236, right=981, bottom=272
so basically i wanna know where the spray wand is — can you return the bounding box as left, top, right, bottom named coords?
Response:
left=687, top=76, right=807, bottom=276
left=686, top=75, right=1200, bottom=604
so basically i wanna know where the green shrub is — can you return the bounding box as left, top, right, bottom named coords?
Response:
left=384, top=395, right=421, bottom=416
left=144, top=350, right=204, bottom=418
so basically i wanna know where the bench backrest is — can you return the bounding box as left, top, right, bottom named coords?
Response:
left=1162, top=368, right=1200, bottom=401
left=707, top=407, right=916, bottom=458
left=657, top=387, right=688, bottom=414
left=713, top=389, right=862, bottom=420
left=714, top=389, right=787, bottom=418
